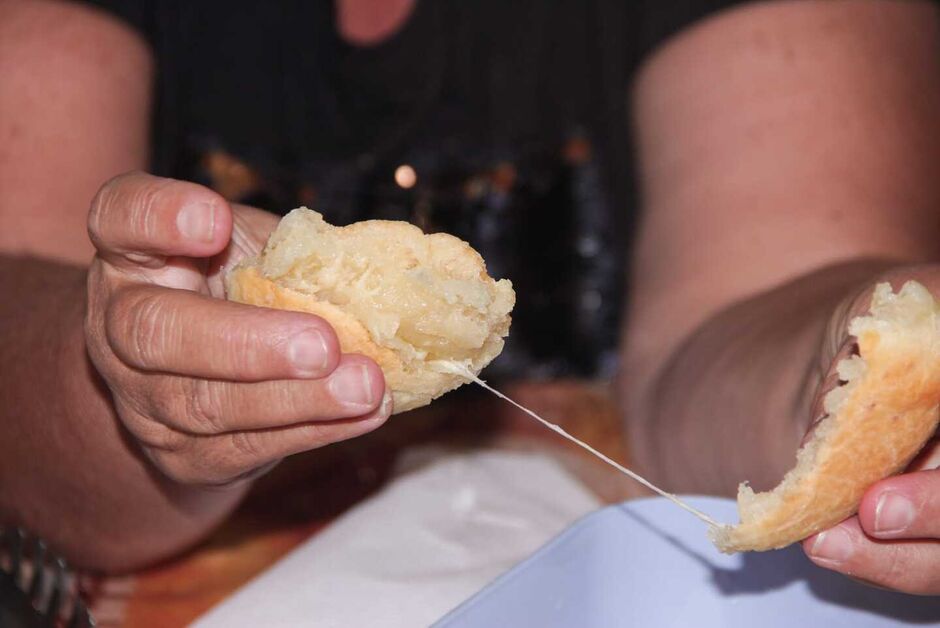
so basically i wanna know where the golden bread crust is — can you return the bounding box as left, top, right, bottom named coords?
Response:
left=225, top=208, right=514, bottom=413
left=711, top=281, right=940, bottom=552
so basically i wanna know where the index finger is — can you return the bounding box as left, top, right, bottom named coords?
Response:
left=88, top=171, right=233, bottom=267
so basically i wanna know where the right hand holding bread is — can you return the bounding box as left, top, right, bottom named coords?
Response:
left=798, top=270, right=940, bottom=594
left=711, top=277, right=940, bottom=554
left=84, top=173, right=391, bottom=487
left=710, top=267, right=940, bottom=592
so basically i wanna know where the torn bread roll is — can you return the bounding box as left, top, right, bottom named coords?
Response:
left=711, top=281, right=940, bottom=553
left=225, top=208, right=514, bottom=413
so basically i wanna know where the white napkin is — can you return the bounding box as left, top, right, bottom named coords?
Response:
left=193, top=449, right=601, bottom=628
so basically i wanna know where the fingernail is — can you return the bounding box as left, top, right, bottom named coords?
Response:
left=358, top=393, right=393, bottom=429
left=380, top=390, right=394, bottom=416
left=287, top=330, right=330, bottom=376
left=328, top=364, right=376, bottom=407
left=177, top=201, right=216, bottom=242
left=809, top=525, right=854, bottom=565
left=874, top=491, right=916, bottom=535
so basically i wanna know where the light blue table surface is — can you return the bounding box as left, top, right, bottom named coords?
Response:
left=435, top=496, right=940, bottom=627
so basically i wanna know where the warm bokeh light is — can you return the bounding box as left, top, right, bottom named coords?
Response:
left=394, top=164, right=417, bottom=189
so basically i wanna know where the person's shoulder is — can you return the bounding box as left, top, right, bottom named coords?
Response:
left=0, top=0, right=151, bottom=63
left=74, top=0, right=152, bottom=43
left=634, top=0, right=755, bottom=64
left=637, top=0, right=940, bottom=66
left=0, top=0, right=153, bottom=103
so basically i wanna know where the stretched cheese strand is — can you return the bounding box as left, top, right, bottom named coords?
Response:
left=432, top=361, right=726, bottom=529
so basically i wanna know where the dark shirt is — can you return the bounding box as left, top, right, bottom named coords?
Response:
left=84, top=0, right=745, bottom=378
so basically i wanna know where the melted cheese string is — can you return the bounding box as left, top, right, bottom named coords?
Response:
left=432, top=361, right=725, bottom=529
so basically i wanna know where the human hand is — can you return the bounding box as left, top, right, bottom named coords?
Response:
left=803, top=441, right=940, bottom=594
left=85, top=173, right=390, bottom=487
left=803, top=268, right=940, bottom=594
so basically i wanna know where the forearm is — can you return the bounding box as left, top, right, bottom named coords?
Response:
left=0, top=256, right=247, bottom=573
left=621, top=0, right=940, bottom=496
left=621, top=259, right=897, bottom=496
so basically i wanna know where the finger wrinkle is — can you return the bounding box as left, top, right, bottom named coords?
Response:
left=191, top=378, right=235, bottom=434
left=221, top=319, right=266, bottom=378
left=228, top=430, right=264, bottom=460
left=129, top=291, right=176, bottom=367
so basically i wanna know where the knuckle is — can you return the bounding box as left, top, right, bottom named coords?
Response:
left=147, top=377, right=188, bottom=428
left=126, top=177, right=168, bottom=243
left=228, top=430, right=265, bottom=461
left=217, top=322, right=262, bottom=378
left=109, top=289, right=177, bottom=368
left=185, top=379, right=228, bottom=433
left=87, top=172, right=139, bottom=246
left=115, top=397, right=187, bottom=451
left=112, top=392, right=228, bottom=487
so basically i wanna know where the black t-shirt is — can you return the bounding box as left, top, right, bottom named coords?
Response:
left=83, top=0, right=746, bottom=378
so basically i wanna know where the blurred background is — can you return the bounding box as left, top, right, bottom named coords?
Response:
left=104, top=0, right=690, bottom=380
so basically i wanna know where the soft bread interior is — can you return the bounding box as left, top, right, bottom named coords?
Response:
left=225, top=208, right=514, bottom=413
left=710, top=281, right=940, bottom=552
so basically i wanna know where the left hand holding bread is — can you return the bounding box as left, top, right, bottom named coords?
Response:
left=85, top=173, right=392, bottom=488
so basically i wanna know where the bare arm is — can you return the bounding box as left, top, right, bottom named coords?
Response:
left=0, top=0, right=151, bottom=263
left=621, top=0, right=940, bottom=593
left=0, top=256, right=251, bottom=571
left=0, top=1, right=390, bottom=572
left=0, top=0, right=206, bottom=570
left=621, top=0, right=940, bottom=494
left=622, top=1, right=940, bottom=593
